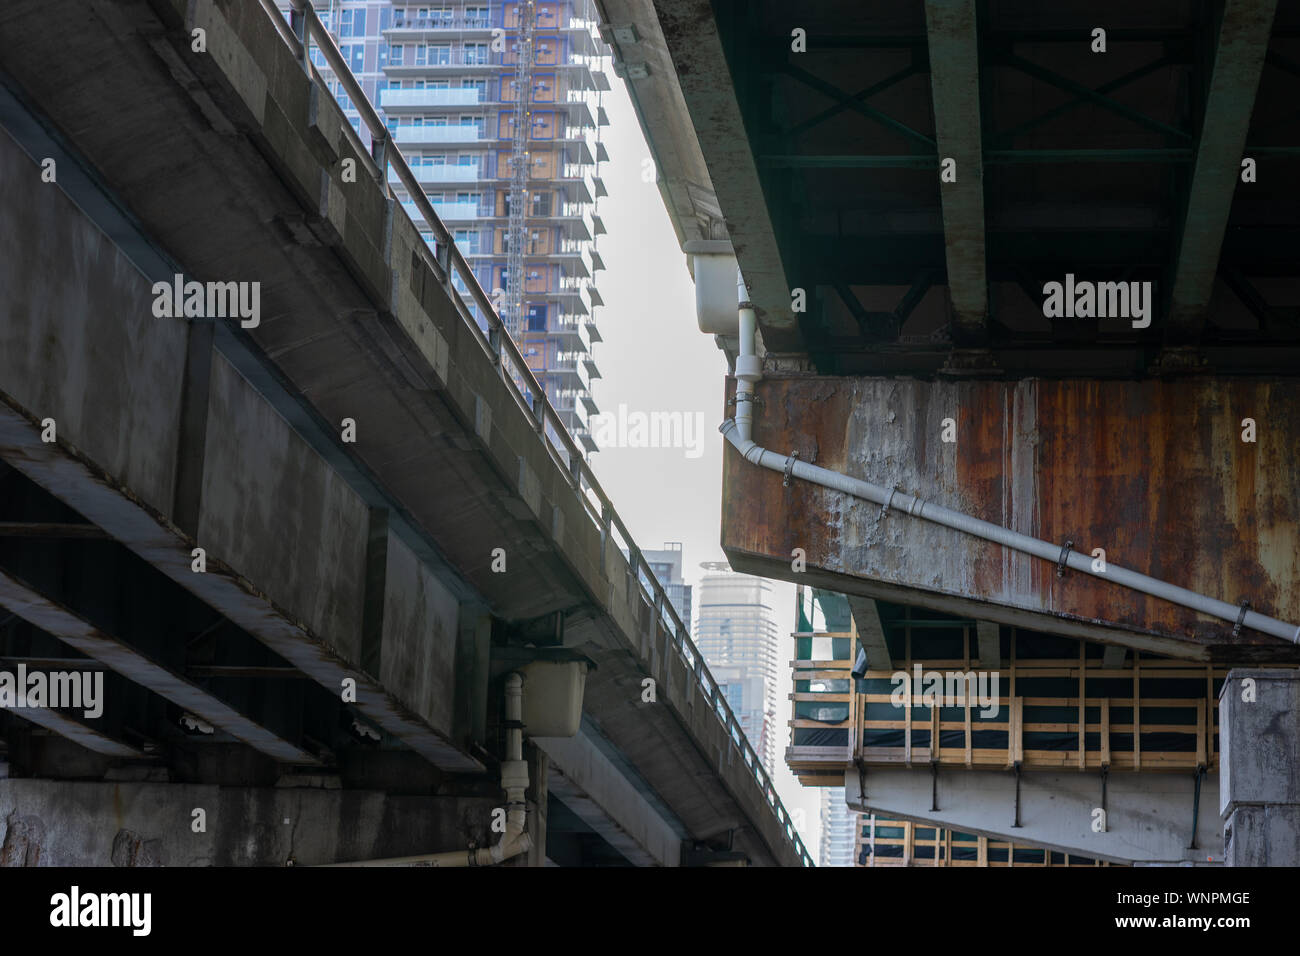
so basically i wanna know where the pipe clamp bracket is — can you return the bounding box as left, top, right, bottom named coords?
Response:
left=783, top=451, right=799, bottom=487
left=880, top=487, right=899, bottom=518
left=1233, top=599, right=1251, bottom=637
left=1056, top=539, right=1074, bottom=578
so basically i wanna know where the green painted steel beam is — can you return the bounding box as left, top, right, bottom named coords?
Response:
left=1002, top=53, right=1192, bottom=141
left=780, top=61, right=936, bottom=148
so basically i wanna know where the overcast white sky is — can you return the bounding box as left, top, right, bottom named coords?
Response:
left=583, top=71, right=825, bottom=859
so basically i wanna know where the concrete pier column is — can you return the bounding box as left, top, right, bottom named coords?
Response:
left=1220, top=668, right=1300, bottom=866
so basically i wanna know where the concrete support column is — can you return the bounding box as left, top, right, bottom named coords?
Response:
left=1220, top=668, right=1300, bottom=866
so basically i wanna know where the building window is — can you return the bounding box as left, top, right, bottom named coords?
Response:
left=453, top=229, right=480, bottom=254
left=531, top=192, right=552, bottom=216
left=390, top=44, right=404, bottom=65
left=339, top=8, right=366, bottom=37
left=527, top=304, right=547, bottom=332
left=464, top=42, right=489, bottom=65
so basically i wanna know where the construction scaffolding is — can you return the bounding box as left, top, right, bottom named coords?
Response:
left=504, top=0, right=536, bottom=338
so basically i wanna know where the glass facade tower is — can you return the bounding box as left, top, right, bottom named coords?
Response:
left=693, top=563, right=780, bottom=775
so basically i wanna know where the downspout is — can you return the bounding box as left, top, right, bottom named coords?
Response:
left=326, top=672, right=532, bottom=866
left=717, top=281, right=1300, bottom=645
left=734, top=271, right=761, bottom=443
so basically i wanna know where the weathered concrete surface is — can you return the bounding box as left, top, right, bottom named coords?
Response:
left=0, top=778, right=501, bottom=866
left=536, top=730, right=683, bottom=866
left=0, top=0, right=806, bottom=863
left=379, top=532, right=461, bottom=734
left=0, top=116, right=476, bottom=771
left=845, top=766, right=1223, bottom=865
left=199, top=352, right=371, bottom=665
left=724, top=375, right=1300, bottom=662
left=1220, top=668, right=1300, bottom=865
left=0, top=127, right=187, bottom=518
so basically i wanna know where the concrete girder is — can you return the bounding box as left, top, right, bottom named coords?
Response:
left=975, top=620, right=1000, bottom=671
left=0, top=0, right=809, bottom=864
left=653, top=0, right=801, bottom=351
left=1167, top=0, right=1279, bottom=343
left=924, top=0, right=988, bottom=347
left=536, top=730, right=683, bottom=866
left=0, top=401, right=477, bottom=771
left=847, top=596, right=892, bottom=671
left=0, top=696, right=140, bottom=759
left=845, top=766, right=1222, bottom=865
left=0, top=566, right=314, bottom=764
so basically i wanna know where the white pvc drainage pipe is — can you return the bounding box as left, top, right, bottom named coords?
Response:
left=720, top=419, right=1300, bottom=644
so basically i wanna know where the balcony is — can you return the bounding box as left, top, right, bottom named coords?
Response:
left=385, top=53, right=497, bottom=73
left=389, top=165, right=482, bottom=185
left=546, top=313, right=592, bottom=352
left=549, top=394, right=590, bottom=431
left=401, top=200, right=483, bottom=223
left=556, top=277, right=596, bottom=314
left=393, top=125, right=483, bottom=145
left=379, top=87, right=480, bottom=109
left=556, top=203, right=596, bottom=241
left=548, top=352, right=591, bottom=390
left=554, top=241, right=596, bottom=279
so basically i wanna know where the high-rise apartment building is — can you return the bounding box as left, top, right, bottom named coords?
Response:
left=288, top=0, right=609, bottom=454
left=644, top=543, right=692, bottom=625
left=819, top=787, right=856, bottom=868
left=693, top=563, right=780, bottom=774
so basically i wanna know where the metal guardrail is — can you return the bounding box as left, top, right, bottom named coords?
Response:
left=261, top=0, right=812, bottom=867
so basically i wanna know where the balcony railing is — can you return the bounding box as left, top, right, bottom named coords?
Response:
left=379, top=87, right=480, bottom=108
left=393, top=124, right=483, bottom=144
left=389, top=164, right=482, bottom=184
left=260, top=0, right=814, bottom=868
left=389, top=15, right=494, bottom=31
left=387, top=51, right=496, bottom=68
left=401, top=200, right=483, bottom=222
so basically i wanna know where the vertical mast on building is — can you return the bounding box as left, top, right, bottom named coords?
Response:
left=505, top=0, right=536, bottom=338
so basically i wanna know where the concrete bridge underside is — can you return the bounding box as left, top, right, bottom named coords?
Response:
left=0, top=0, right=802, bottom=866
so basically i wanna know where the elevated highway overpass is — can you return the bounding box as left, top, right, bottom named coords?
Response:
left=0, top=0, right=810, bottom=867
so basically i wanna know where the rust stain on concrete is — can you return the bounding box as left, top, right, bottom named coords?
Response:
left=723, top=374, right=1300, bottom=659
